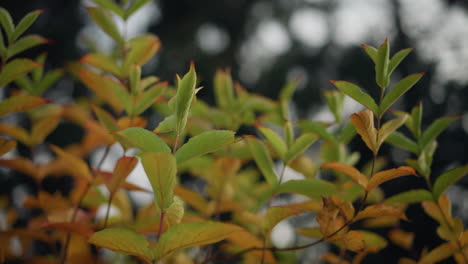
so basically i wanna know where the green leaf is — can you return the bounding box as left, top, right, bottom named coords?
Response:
left=122, top=34, right=161, bottom=75
left=298, top=120, right=335, bottom=142
left=284, top=133, right=318, bottom=164
left=88, top=227, right=151, bottom=262
left=379, top=73, right=424, bottom=117
left=361, top=44, right=378, bottom=63
left=375, top=39, right=390, bottom=89
left=433, top=165, right=468, bottom=199
left=386, top=189, right=433, bottom=204
left=129, top=65, right=141, bottom=95
left=175, top=130, right=235, bottom=165
left=0, top=95, right=48, bottom=117
left=387, top=48, right=413, bottom=78
left=7, top=35, right=48, bottom=59
left=419, top=116, right=458, bottom=150
left=275, top=179, right=337, bottom=200
left=213, top=69, right=235, bottom=110
left=92, top=105, right=119, bottom=132
left=279, top=79, right=298, bottom=102
left=339, top=122, right=357, bottom=143
left=385, top=131, right=419, bottom=154
left=114, top=127, right=171, bottom=153
left=91, top=0, right=125, bottom=18
left=245, top=136, right=278, bottom=186
left=87, top=7, right=124, bottom=45
left=359, top=230, right=388, bottom=251
left=330, top=81, right=379, bottom=115
left=0, top=27, right=6, bottom=57
left=264, top=206, right=299, bottom=233
left=409, top=102, right=423, bottom=139
left=132, top=82, right=166, bottom=116
left=124, top=0, right=153, bottom=19
left=174, top=63, right=197, bottom=137
left=11, top=10, right=43, bottom=41
left=0, top=58, right=41, bottom=87
left=0, top=8, right=14, bottom=42
left=80, top=53, right=121, bottom=76
left=257, top=125, right=287, bottom=160
left=153, top=115, right=176, bottom=134
left=378, top=114, right=408, bottom=147
left=32, top=52, right=47, bottom=82
left=323, top=90, right=345, bottom=123
left=34, top=69, right=63, bottom=95
left=139, top=152, right=176, bottom=210
left=153, top=221, right=242, bottom=259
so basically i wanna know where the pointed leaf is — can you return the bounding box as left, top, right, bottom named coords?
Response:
left=30, top=115, right=60, bottom=145
left=0, top=8, right=14, bottom=41
left=0, top=123, right=30, bottom=145
left=124, top=0, right=153, bottom=19
left=0, top=137, right=16, bottom=156
left=284, top=133, right=318, bottom=164
left=419, top=116, right=458, bottom=150
left=153, top=221, right=242, bottom=259
left=360, top=230, right=388, bottom=251
left=34, top=69, right=63, bottom=95
left=245, top=136, right=277, bottom=186
left=0, top=95, right=48, bottom=117
left=91, top=105, right=119, bottom=132
left=139, top=152, right=176, bottom=210
left=387, top=48, right=413, bottom=78
left=418, top=242, right=457, bottom=264
left=379, top=73, right=424, bottom=116
left=114, top=127, right=170, bottom=153
left=175, top=130, right=235, bottom=164
left=275, top=179, right=337, bottom=200
left=109, top=156, right=138, bottom=195
left=433, top=165, right=468, bottom=199
left=88, top=227, right=151, bottom=262
left=367, top=166, right=416, bottom=191
left=51, top=145, right=92, bottom=181
left=386, top=189, right=433, bottom=204
left=361, top=44, right=378, bottom=63
left=376, top=39, right=390, bottom=89
left=323, top=90, right=345, bottom=123
left=330, top=81, right=378, bottom=115
left=133, top=82, right=166, bottom=116
left=91, top=0, right=125, bottom=18
left=7, top=35, right=48, bottom=58
left=298, top=120, right=336, bottom=142
left=350, top=109, right=378, bottom=154
left=355, top=204, right=407, bottom=221
left=11, top=10, right=43, bottom=41
left=258, top=125, right=287, bottom=160
left=0, top=58, right=41, bottom=87
left=174, top=63, right=197, bottom=137
left=321, top=161, right=368, bottom=187
left=408, top=102, right=423, bottom=139
left=153, top=115, right=175, bottom=134
left=378, top=114, right=408, bottom=146
left=80, top=53, right=121, bottom=76
left=385, top=131, right=419, bottom=154
left=87, top=7, right=124, bottom=45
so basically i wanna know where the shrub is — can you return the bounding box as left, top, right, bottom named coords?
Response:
left=0, top=2, right=467, bottom=264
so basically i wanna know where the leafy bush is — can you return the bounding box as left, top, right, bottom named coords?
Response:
left=0, top=2, right=467, bottom=264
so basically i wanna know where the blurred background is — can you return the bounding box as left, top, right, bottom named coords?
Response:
left=1, top=0, right=468, bottom=263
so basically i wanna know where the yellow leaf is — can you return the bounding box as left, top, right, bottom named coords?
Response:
left=153, top=221, right=242, bottom=259
left=263, top=206, right=300, bottom=234
left=367, top=166, right=416, bottom=191
left=174, top=185, right=210, bottom=216
left=30, top=115, right=60, bottom=146
left=389, top=229, right=414, bottom=250
left=108, top=156, right=138, bottom=195
left=51, top=145, right=92, bottom=182
left=321, top=252, right=349, bottom=264
left=361, top=216, right=400, bottom=228
left=227, top=230, right=276, bottom=264
left=0, top=137, right=16, bottom=156
left=350, top=109, right=378, bottom=154
left=0, top=95, right=48, bottom=117
left=0, top=123, right=30, bottom=146
left=321, top=162, right=368, bottom=188
left=338, top=230, right=366, bottom=252
left=355, top=204, right=407, bottom=221
left=398, top=258, right=417, bottom=264
left=418, top=242, right=457, bottom=264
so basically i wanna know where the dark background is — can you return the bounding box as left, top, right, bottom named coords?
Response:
left=1, top=0, right=468, bottom=263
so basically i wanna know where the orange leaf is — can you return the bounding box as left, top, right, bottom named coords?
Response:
left=339, top=230, right=366, bottom=252
left=388, top=229, right=414, bottom=250
left=0, top=137, right=16, bottom=156
left=0, top=158, right=38, bottom=179
left=51, top=145, right=92, bottom=182
left=30, top=115, right=61, bottom=146
left=317, top=197, right=347, bottom=239
left=350, top=109, right=378, bottom=154
left=367, top=166, right=416, bottom=191
left=227, top=230, right=276, bottom=264
left=0, top=123, right=30, bottom=145
left=355, top=204, right=407, bottom=221
left=42, top=222, right=94, bottom=238
left=109, top=156, right=138, bottom=195
left=321, top=162, right=368, bottom=188
left=174, top=185, right=210, bottom=216
left=419, top=242, right=457, bottom=264
left=0, top=95, right=49, bottom=117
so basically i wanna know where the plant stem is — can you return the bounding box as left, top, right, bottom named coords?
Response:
left=103, top=194, right=113, bottom=229
left=157, top=211, right=166, bottom=240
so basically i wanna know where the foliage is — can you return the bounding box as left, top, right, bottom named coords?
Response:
left=0, top=2, right=466, bottom=264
